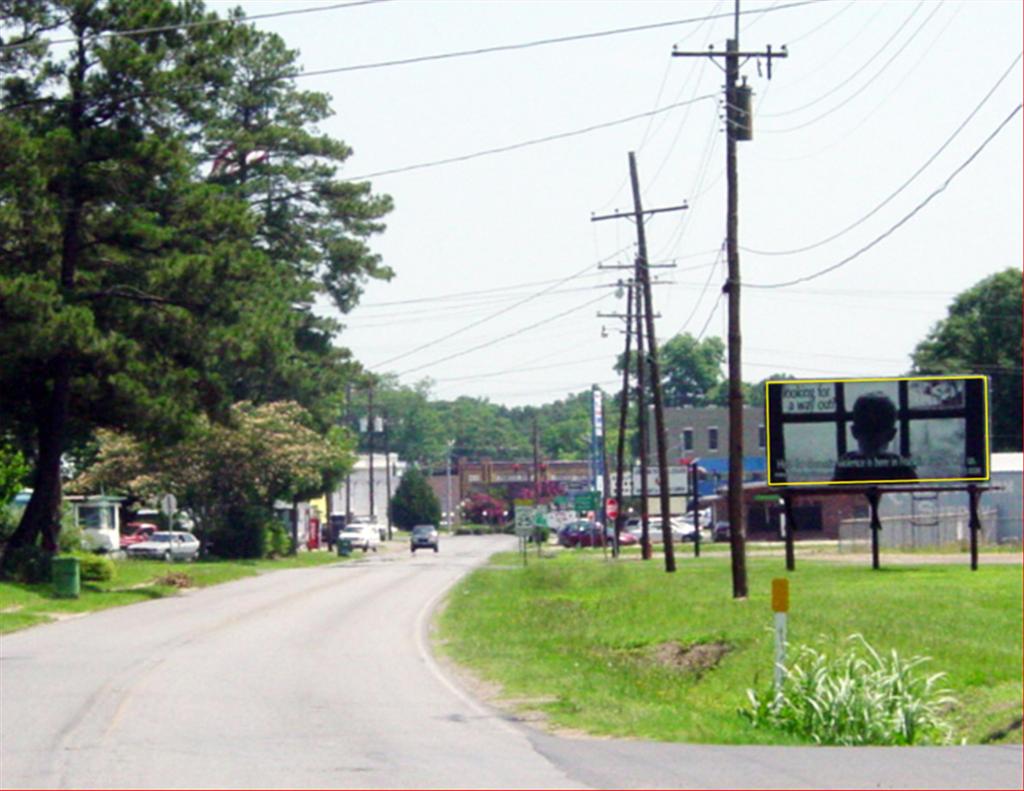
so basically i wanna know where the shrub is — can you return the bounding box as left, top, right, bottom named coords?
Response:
left=73, top=552, right=116, bottom=582
left=743, top=634, right=957, bottom=746
left=209, top=505, right=279, bottom=559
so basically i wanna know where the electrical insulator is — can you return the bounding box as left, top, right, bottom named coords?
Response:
left=734, top=78, right=753, bottom=141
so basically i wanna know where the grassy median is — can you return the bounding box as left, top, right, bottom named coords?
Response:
left=0, top=549, right=349, bottom=634
left=436, top=550, right=1022, bottom=745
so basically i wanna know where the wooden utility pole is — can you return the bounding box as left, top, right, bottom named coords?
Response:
left=532, top=416, right=541, bottom=503
left=673, top=0, right=787, bottom=597
left=367, top=384, right=375, bottom=519
left=630, top=152, right=677, bottom=573
left=592, top=164, right=686, bottom=571
left=612, top=281, right=634, bottom=558
left=634, top=277, right=651, bottom=559
left=344, top=384, right=352, bottom=522
left=383, top=413, right=392, bottom=540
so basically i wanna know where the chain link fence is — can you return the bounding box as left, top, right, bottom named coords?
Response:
left=837, top=508, right=997, bottom=553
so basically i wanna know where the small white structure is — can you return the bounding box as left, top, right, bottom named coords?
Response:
left=67, top=495, right=123, bottom=553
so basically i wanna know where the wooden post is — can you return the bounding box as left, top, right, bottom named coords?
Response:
left=867, top=488, right=882, bottom=570
left=782, top=492, right=796, bottom=572
left=968, top=484, right=981, bottom=571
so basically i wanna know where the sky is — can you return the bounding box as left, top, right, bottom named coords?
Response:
left=213, top=0, right=1023, bottom=408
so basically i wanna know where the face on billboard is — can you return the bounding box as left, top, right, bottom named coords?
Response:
left=765, top=376, right=989, bottom=486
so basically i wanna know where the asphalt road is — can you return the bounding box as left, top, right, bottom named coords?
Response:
left=2, top=535, right=1020, bottom=790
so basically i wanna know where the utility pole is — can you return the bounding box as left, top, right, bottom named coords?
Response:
left=634, top=277, right=650, bottom=559
left=532, top=416, right=541, bottom=503
left=612, top=281, right=633, bottom=558
left=383, top=413, right=392, bottom=540
left=445, top=439, right=455, bottom=530
left=672, top=0, right=787, bottom=598
left=344, top=383, right=352, bottom=523
left=592, top=154, right=686, bottom=573
left=366, top=384, right=375, bottom=519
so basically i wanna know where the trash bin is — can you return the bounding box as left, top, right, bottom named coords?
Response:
left=337, top=538, right=352, bottom=557
left=52, top=556, right=80, bottom=599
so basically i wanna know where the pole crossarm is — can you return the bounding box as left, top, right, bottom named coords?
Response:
left=672, top=45, right=788, bottom=78
left=591, top=203, right=688, bottom=223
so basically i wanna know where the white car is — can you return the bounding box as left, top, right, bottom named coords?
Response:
left=126, top=531, right=200, bottom=561
left=338, top=524, right=380, bottom=553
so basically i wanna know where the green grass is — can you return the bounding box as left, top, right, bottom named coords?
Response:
left=0, top=549, right=348, bottom=634
left=437, top=550, right=1022, bottom=745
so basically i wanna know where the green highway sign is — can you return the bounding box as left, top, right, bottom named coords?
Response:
left=573, top=492, right=598, bottom=511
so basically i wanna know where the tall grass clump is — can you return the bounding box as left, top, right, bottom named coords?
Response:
left=744, top=634, right=957, bottom=745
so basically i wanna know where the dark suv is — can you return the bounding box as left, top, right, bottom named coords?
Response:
left=410, top=524, right=439, bottom=553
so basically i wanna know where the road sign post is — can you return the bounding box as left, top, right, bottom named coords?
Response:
left=771, top=578, right=789, bottom=697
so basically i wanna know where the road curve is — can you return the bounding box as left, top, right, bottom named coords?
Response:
left=1, top=535, right=1020, bottom=790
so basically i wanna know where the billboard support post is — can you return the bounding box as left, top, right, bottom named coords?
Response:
left=781, top=492, right=796, bottom=572
left=968, top=484, right=981, bottom=571
left=867, top=488, right=882, bottom=570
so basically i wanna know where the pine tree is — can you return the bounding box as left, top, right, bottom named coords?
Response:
left=390, top=467, right=441, bottom=530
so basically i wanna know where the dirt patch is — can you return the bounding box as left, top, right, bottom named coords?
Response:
left=644, top=640, right=731, bottom=675
left=154, top=571, right=194, bottom=589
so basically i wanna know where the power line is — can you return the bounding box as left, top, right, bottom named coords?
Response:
left=347, top=94, right=717, bottom=181
left=394, top=292, right=614, bottom=378
left=433, top=354, right=612, bottom=384
left=0, top=1, right=391, bottom=53
left=759, top=0, right=945, bottom=133
left=760, top=1, right=928, bottom=118
left=372, top=261, right=602, bottom=368
left=746, top=103, right=1023, bottom=289
left=355, top=246, right=630, bottom=308
left=744, top=50, right=1023, bottom=256
left=345, top=283, right=616, bottom=327
left=297, top=1, right=824, bottom=79
left=673, top=241, right=725, bottom=337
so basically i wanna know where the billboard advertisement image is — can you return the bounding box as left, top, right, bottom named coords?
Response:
left=765, top=375, right=989, bottom=486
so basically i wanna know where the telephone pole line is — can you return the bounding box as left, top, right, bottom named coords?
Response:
left=592, top=152, right=687, bottom=573
left=673, top=0, right=787, bottom=598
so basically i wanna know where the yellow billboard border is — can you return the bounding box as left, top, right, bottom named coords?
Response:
left=764, top=374, right=990, bottom=487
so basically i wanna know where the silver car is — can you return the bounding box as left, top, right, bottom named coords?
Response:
left=410, top=524, right=439, bottom=553
left=126, top=531, right=200, bottom=561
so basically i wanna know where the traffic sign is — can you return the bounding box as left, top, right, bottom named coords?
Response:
left=605, top=498, right=618, bottom=519
left=160, top=493, right=177, bottom=516
left=573, top=492, right=598, bottom=512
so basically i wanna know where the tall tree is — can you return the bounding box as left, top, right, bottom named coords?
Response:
left=617, top=333, right=725, bottom=408
left=910, top=268, right=1022, bottom=453
left=198, top=16, right=393, bottom=428
left=0, top=1, right=388, bottom=561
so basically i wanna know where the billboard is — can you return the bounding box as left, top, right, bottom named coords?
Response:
left=765, top=375, right=989, bottom=486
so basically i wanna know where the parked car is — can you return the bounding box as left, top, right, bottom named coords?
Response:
left=126, top=531, right=200, bottom=561
left=557, top=521, right=596, bottom=548
left=558, top=521, right=621, bottom=548
left=712, top=521, right=731, bottom=542
left=120, top=521, right=158, bottom=550
left=607, top=527, right=638, bottom=546
left=410, top=524, right=439, bottom=553
left=350, top=516, right=386, bottom=541
left=338, top=523, right=380, bottom=553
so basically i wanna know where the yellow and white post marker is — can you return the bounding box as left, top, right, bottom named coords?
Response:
left=771, top=578, right=789, bottom=695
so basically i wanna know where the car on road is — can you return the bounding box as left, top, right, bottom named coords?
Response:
left=410, top=524, right=439, bottom=553
left=338, top=523, right=380, bottom=553
left=712, top=521, right=731, bottom=542
left=126, top=531, right=200, bottom=561
left=556, top=521, right=594, bottom=548
left=120, top=521, right=158, bottom=550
